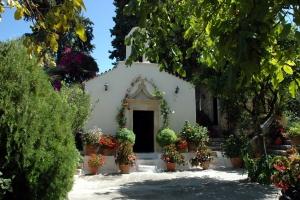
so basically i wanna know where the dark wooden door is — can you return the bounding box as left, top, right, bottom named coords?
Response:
left=133, top=110, right=154, bottom=152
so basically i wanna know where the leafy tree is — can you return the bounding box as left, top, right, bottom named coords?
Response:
left=124, top=0, right=300, bottom=96
left=192, top=50, right=297, bottom=154
left=0, top=39, right=79, bottom=199
left=0, top=0, right=87, bottom=67
left=56, top=15, right=96, bottom=62
left=123, top=0, right=300, bottom=153
left=109, top=0, right=138, bottom=65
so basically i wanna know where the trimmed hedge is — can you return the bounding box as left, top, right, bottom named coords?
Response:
left=116, top=128, right=136, bottom=144
left=156, top=128, right=178, bottom=147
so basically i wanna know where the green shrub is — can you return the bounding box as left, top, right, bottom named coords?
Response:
left=179, top=121, right=208, bottom=144
left=156, top=128, right=178, bottom=147
left=221, top=134, right=253, bottom=158
left=242, top=154, right=276, bottom=185
left=178, top=120, right=193, bottom=141
left=189, top=124, right=209, bottom=144
left=59, top=83, right=93, bottom=135
left=0, top=39, right=79, bottom=199
left=116, top=128, right=136, bottom=144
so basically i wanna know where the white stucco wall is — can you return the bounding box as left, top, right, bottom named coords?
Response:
left=84, top=61, right=196, bottom=135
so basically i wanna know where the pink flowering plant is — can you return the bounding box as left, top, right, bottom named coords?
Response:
left=271, top=154, right=300, bottom=195
left=160, top=144, right=187, bottom=166
left=189, top=142, right=215, bottom=167
left=50, top=48, right=98, bottom=89
left=115, top=140, right=138, bottom=167
left=81, top=126, right=103, bottom=146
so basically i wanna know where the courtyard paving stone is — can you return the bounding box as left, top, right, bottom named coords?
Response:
left=68, top=168, right=281, bottom=200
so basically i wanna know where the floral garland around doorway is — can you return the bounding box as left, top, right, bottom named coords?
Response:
left=116, top=74, right=172, bottom=129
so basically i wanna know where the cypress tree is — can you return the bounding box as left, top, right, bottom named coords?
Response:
left=109, top=0, right=138, bottom=65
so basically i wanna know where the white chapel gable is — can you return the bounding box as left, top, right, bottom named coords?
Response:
left=128, top=79, right=159, bottom=100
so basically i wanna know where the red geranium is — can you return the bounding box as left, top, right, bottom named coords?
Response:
left=176, top=138, right=188, bottom=149
left=88, top=154, right=106, bottom=168
left=99, top=134, right=116, bottom=149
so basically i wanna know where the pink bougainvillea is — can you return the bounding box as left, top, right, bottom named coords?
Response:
left=50, top=48, right=99, bottom=87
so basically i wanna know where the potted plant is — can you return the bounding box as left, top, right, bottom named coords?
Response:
left=189, top=142, right=216, bottom=170
left=81, top=126, right=103, bottom=155
left=179, top=120, right=193, bottom=145
left=271, top=154, right=300, bottom=199
left=156, top=127, right=178, bottom=147
left=284, top=123, right=300, bottom=147
left=175, top=137, right=188, bottom=152
left=99, top=134, right=116, bottom=156
left=179, top=121, right=209, bottom=151
left=87, top=154, right=106, bottom=175
left=115, top=128, right=138, bottom=173
left=267, top=120, right=285, bottom=145
left=160, top=144, right=188, bottom=171
left=221, top=133, right=253, bottom=168
left=190, top=123, right=209, bottom=145
left=116, top=127, right=135, bottom=144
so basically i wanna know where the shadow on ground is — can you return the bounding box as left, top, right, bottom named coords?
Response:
left=105, top=175, right=279, bottom=200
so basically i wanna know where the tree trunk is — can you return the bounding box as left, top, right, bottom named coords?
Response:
left=254, top=121, right=265, bottom=155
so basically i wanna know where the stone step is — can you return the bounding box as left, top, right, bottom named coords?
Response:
left=137, top=165, right=156, bottom=172
left=267, top=149, right=286, bottom=156
left=283, top=140, right=291, bottom=145
left=270, top=144, right=291, bottom=150
left=207, top=145, right=222, bottom=151
left=209, top=138, right=226, bottom=142
left=208, top=141, right=223, bottom=146
left=138, top=158, right=158, bottom=165
left=137, top=153, right=159, bottom=159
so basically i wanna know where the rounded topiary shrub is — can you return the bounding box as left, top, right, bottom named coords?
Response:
left=116, top=128, right=136, bottom=144
left=156, top=128, right=178, bottom=147
left=0, top=39, right=79, bottom=200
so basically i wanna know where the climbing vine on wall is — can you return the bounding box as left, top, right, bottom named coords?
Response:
left=116, top=75, right=172, bottom=129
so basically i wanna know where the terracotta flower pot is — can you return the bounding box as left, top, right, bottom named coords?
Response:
left=188, top=142, right=197, bottom=152
left=119, top=165, right=131, bottom=174
left=166, top=162, right=176, bottom=171
left=254, top=153, right=261, bottom=158
left=230, top=157, right=243, bottom=168
left=202, top=161, right=210, bottom=170
left=86, top=145, right=99, bottom=155
left=290, top=136, right=300, bottom=147
left=102, top=148, right=114, bottom=156
left=273, top=137, right=283, bottom=145
left=89, top=167, right=98, bottom=175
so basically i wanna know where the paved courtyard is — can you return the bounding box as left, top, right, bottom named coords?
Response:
left=68, top=168, right=281, bottom=200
